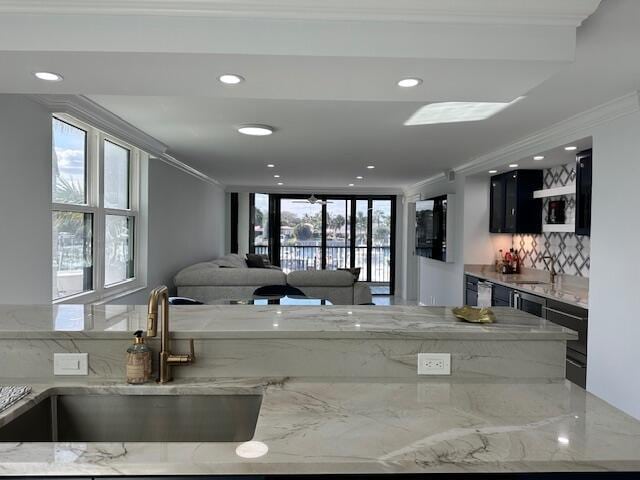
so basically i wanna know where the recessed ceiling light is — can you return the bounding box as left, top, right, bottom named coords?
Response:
left=557, top=436, right=570, bottom=446
left=273, top=174, right=280, bottom=178
left=405, top=98, right=523, bottom=126
left=509, top=164, right=519, bottom=168
left=237, top=125, right=274, bottom=136
left=219, top=74, right=244, bottom=85
left=277, top=182, right=283, bottom=186
left=348, top=183, right=355, bottom=187
left=366, top=165, right=375, bottom=169
left=267, top=164, right=275, bottom=168
left=356, top=176, right=363, bottom=180
left=533, top=155, right=545, bottom=161
left=488, top=170, right=498, bottom=174
left=34, top=71, right=63, bottom=82
left=397, top=78, right=422, bottom=88
left=564, top=146, right=577, bottom=151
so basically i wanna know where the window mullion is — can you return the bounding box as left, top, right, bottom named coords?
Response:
left=95, top=130, right=106, bottom=295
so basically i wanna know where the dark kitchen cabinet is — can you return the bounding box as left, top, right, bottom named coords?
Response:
left=543, top=299, right=589, bottom=389
left=489, top=170, right=543, bottom=234
left=489, top=176, right=506, bottom=233
left=575, top=149, right=592, bottom=236
left=492, top=283, right=513, bottom=307
left=513, top=291, right=546, bottom=317
left=465, top=275, right=478, bottom=306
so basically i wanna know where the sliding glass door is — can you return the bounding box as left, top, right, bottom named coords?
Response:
left=252, top=195, right=395, bottom=294
left=278, top=198, right=322, bottom=272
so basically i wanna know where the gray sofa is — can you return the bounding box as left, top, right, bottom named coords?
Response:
left=174, top=254, right=372, bottom=305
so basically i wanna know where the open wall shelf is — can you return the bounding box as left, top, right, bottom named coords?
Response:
left=533, top=184, right=576, bottom=199
left=543, top=223, right=575, bottom=233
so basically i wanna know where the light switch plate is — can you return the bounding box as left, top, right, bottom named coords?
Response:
left=54, top=353, right=89, bottom=376
left=417, top=353, right=451, bottom=375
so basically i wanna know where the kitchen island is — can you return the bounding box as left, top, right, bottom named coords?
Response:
left=0, top=304, right=639, bottom=476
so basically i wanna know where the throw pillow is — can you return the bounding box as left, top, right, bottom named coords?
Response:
left=246, top=253, right=266, bottom=268
left=338, top=267, right=361, bottom=281
left=259, top=254, right=272, bottom=267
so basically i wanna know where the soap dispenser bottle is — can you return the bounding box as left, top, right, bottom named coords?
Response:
left=126, top=330, right=152, bottom=384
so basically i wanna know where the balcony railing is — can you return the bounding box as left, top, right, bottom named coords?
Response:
left=254, top=245, right=391, bottom=283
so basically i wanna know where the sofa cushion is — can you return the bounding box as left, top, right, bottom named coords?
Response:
left=175, top=261, right=285, bottom=286
left=213, top=254, right=247, bottom=268
left=287, top=270, right=355, bottom=287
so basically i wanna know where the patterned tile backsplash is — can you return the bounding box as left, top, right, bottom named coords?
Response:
left=512, top=163, right=591, bottom=277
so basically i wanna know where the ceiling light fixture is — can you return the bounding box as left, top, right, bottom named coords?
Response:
left=356, top=176, right=363, bottom=180
left=533, top=155, right=545, bottom=161
left=267, top=164, right=275, bottom=168
left=277, top=182, right=283, bottom=186
left=237, top=125, right=274, bottom=136
left=273, top=174, right=280, bottom=178
left=564, top=146, right=577, bottom=151
left=509, top=164, right=519, bottom=168
left=488, top=170, right=498, bottom=174
left=366, top=165, right=375, bottom=169
left=219, top=74, right=244, bottom=85
left=34, top=71, right=63, bottom=82
left=348, top=183, right=355, bottom=187
left=397, top=78, right=422, bottom=88
left=405, top=97, right=523, bottom=126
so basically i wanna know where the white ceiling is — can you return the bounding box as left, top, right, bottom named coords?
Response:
left=4, top=0, right=639, bottom=191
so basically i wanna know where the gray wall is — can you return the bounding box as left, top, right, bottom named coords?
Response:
left=0, top=95, right=52, bottom=304
left=115, top=159, right=226, bottom=303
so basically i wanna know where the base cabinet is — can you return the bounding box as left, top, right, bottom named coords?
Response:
left=463, top=275, right=588, bottom=388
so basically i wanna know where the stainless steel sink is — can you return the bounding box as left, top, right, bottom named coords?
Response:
left=0, top=393, right=262, bottom=442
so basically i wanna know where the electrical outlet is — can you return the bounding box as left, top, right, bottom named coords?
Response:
left=54, top=353, right=89, bottom=376
left=417, top=353, right=451, bottom=375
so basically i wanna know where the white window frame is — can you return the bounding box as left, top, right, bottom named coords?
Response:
left=52, top=113, right=146, bottom=304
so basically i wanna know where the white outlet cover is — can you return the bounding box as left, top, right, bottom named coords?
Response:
left=54, top=353, right=89, bottom=375
left=417, top=353, right=451, bottom=375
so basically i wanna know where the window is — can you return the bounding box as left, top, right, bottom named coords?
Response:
left=52, top=115, right=145, bottom=302
left=252, top=194, right=396, bottom=294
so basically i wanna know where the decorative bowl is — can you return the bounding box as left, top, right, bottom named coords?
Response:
left=451, top=306, right=496, bottom=324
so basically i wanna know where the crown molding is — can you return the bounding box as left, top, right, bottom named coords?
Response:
left=404, top=90, right=640, bottom=193
left=29, top=94, right=223, bottom=187
left=226, top=184, right=403, bottom=196
left=155, top=154, right=223, bottom=187
left=0, top=0, right=600, bottom=26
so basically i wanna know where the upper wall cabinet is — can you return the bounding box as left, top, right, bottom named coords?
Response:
left=490, top=170, right=543, bottom=234
left=575, top=149, right=592, bottom=236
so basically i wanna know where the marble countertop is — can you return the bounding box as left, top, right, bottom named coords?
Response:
left=0, top=304, right=576, bottom=340
left=465, top=265, right=589, bottom=309
left=1, top=377, right=640, bottom=475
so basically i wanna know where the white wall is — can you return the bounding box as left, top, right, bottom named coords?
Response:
left=116, top=159, right=226, bottom=303
left=0, top=95, right=52, bottom=304
left=587, top=110, right=640, bottom=419
left=237, top=192, right=251, bottom=257
left=409, top=175, right=465, bottom=306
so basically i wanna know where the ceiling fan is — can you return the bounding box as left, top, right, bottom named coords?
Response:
left=292, top=194, right=333, bottom=205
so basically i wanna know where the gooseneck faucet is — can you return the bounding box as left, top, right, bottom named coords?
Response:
left=542, top=255, right=558, bottom=284
left=146, top=285, right=195, bottom=383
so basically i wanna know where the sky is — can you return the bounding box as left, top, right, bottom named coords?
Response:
left=53, top=118, right=85, bottom=186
